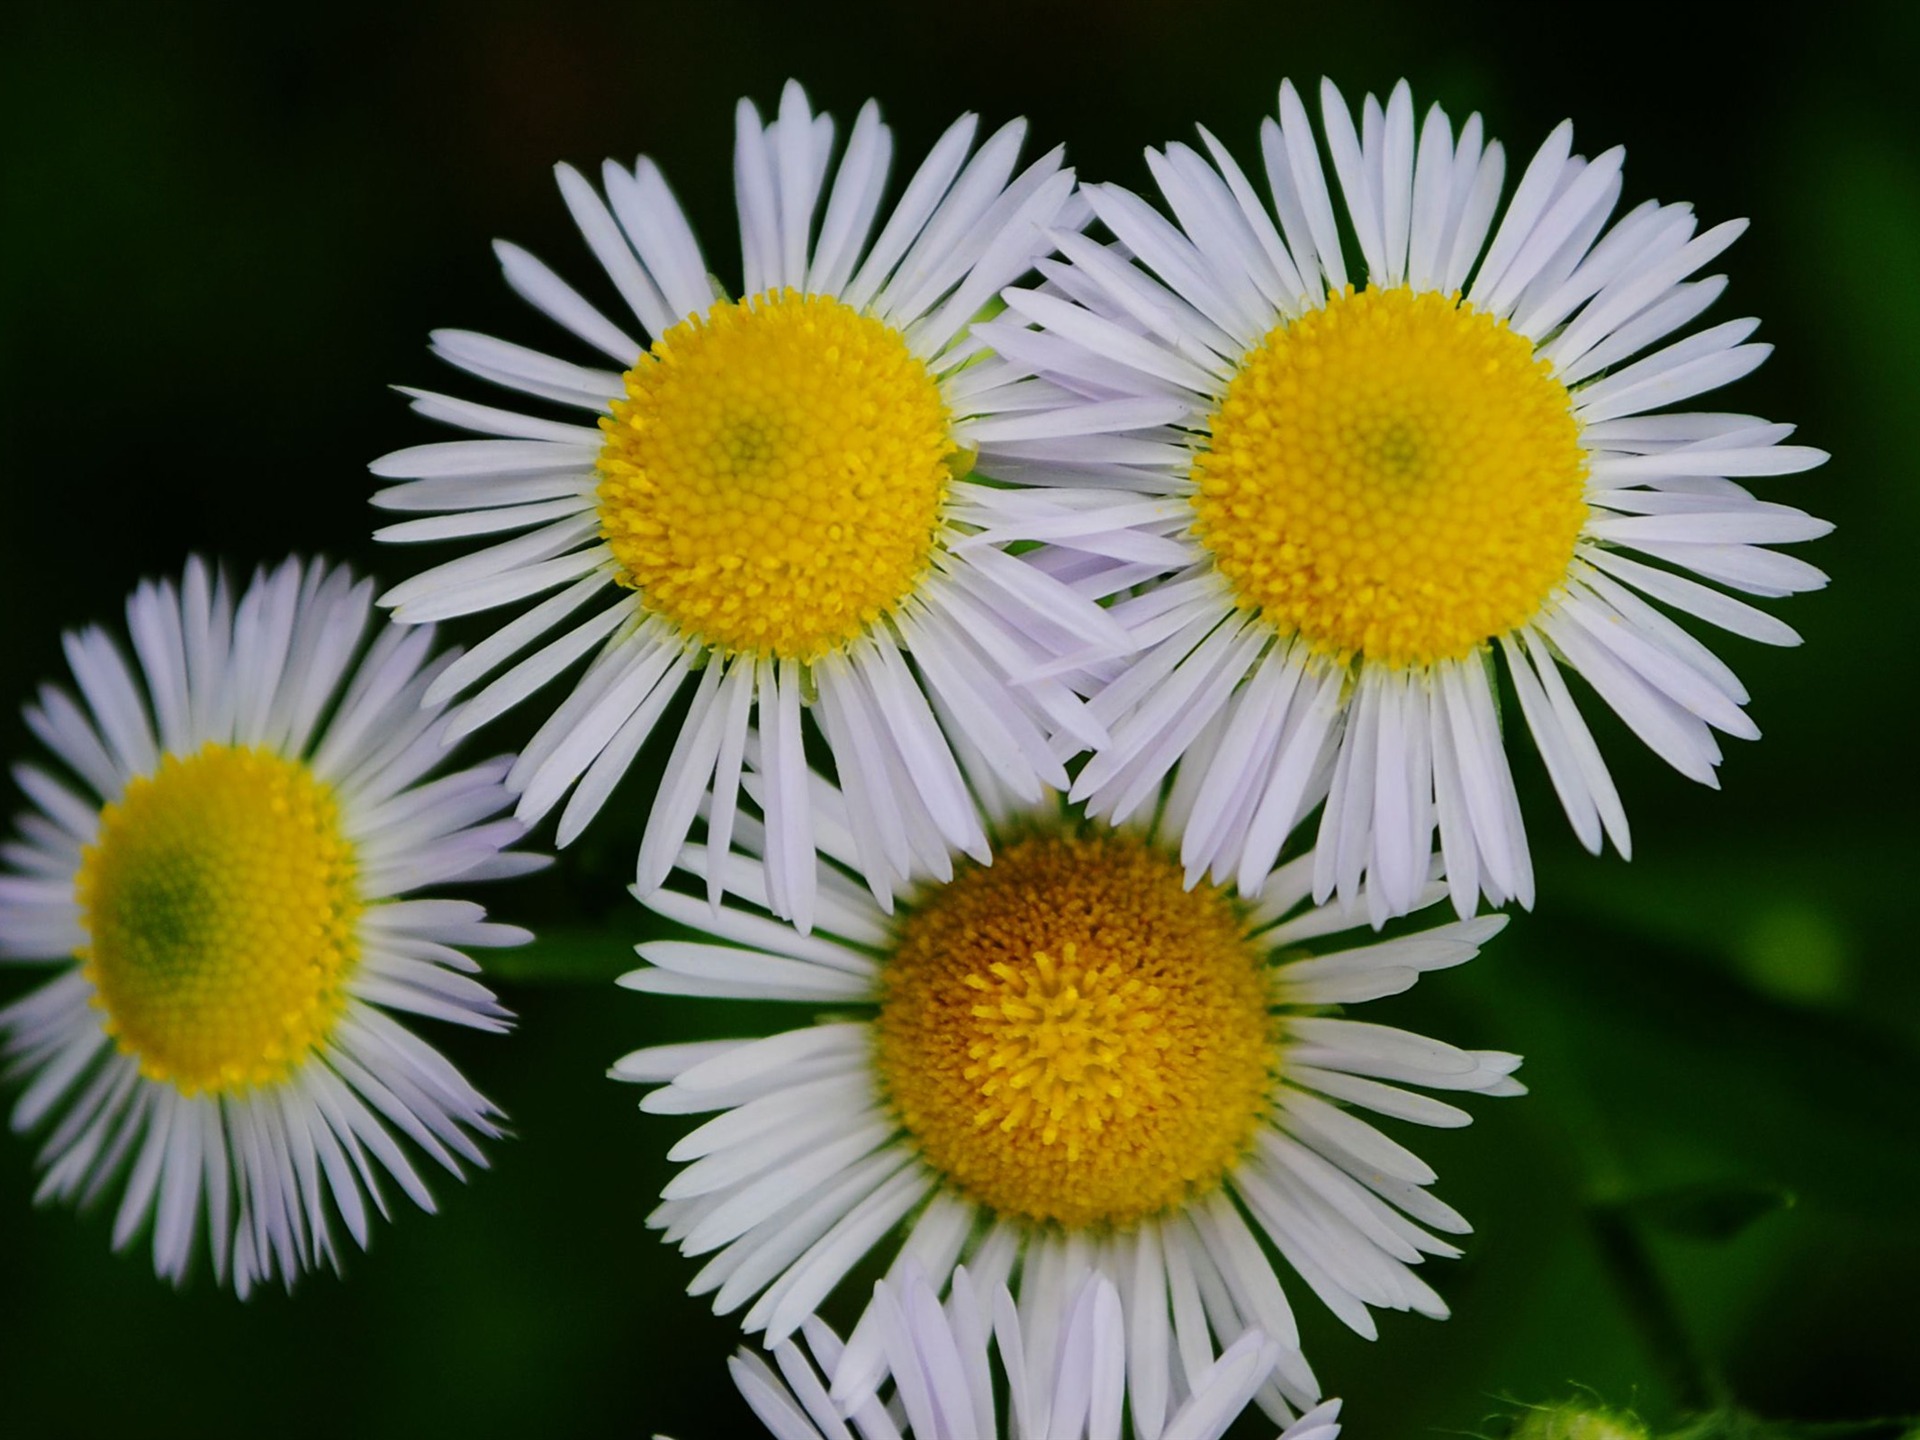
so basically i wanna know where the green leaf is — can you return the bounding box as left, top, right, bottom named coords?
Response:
left=1614, top=1181, right=1796, bottom=1244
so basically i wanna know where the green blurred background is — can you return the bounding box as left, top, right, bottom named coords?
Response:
left=1, top=1, right=1915, bottom=1435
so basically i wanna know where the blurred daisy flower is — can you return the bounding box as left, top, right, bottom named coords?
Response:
left=706, top=1264, right=1344, bottom=1440
left=0, top=558, right=540, bottom=1294
left=614, top=766, right=1519, bottom=1427
left=979, top=77, right=1830, bottom=923
left=373, top=80, right=1135, bottom=933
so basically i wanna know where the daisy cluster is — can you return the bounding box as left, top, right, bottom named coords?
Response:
left=0, top=74, right=1824, bottom=1440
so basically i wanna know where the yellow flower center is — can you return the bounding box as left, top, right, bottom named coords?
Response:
left=596, top=289, right=961, bottom=661
left=75, top=743, right=362, bottom=1096
left=1191, top=285, right=1589, bottom=668
left=875, top=828, right=1276, bottom=1229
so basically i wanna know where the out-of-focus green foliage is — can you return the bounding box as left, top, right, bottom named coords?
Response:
left=1, top=1, right=1916, bottom=1436
left=1616, top=1183, right=1797, bottom=1245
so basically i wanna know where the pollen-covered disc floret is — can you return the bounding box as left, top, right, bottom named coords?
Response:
left=77, top=743, right=360, bottom=1095
left=1194, top=286, right=1588, bottom=667
left=597, top=290, right=958, bottom=660
left=877, top=829, right=1274, bottom=1228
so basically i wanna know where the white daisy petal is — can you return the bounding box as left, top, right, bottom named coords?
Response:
left=842, top=111, right=981, bottom=312
left=1318, top=79, right=1386, bottom=285
left=509, top=623, right=683, bottom=809
left=1440, top=133, right=1507, bottom=293
left=1545, top=216, right=1749, bottom=372
left=1582, top=548, right=1801, bottom=646
left=808, top=100, right=893, bottom=299
left=880, top=119, right=1035, bottom=325
left=1272, top=80, right=1347, bottom=293
left=492, top=238, right=640, bottom=363
left=397, top=386, right=603, bottom=446
left=428, top=327, right=624, bottom=411
left=1094, top=175, right=1263, bottom=348
left=23, top=685, right=122, bottom=802
left=1513, top=200, right=1692, bottom=345
left=1483, top=147, right=1625, bottom=320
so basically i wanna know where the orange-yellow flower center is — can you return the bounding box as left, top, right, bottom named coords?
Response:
left=75, top=743, right=361, bottom=1096
left=875, top=828, right=1277, bottom=1229
left=595, top=288, right=961, bottom=661
left=1191, top=285, right=1589, bottom=667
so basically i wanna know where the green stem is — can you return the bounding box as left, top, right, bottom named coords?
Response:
left=1589, top=1203, right=1730, bottom=1416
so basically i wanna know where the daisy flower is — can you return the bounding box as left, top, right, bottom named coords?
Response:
left=372, top=79, right=1135, bottom=933
left=613, top=768, right=1520, bottom=1428
left=711, top=1264, right=1344, bottom=1440
left=977, top=77, right=1831, bottom=922
left=0, top=557, right=540, bottom=1294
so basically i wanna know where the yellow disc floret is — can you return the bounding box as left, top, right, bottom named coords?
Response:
left=596, top=288, right=960, bottom=661
left=875, top=828, right=1277, bottom=1229
left=1192, top=285, right=1589, bottom=668
left=75, top=743, right=361, bottom=1095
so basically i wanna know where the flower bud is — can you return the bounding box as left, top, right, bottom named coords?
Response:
left=1511, top=1402, right=1653, bottom=1440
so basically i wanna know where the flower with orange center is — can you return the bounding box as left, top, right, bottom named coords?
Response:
left=616, top=783, right=1521, bottom=1430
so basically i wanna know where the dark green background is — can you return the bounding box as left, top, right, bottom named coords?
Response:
left=1, top=2, right=1914, bottom=1436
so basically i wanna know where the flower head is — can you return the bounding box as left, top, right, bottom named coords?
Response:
left=373, top=80, right=1136, bottom=933
left=614, top=772, right=1519, bottom=1428
left=710, top=1265, right=1345, bottom=1440
left=979, top=77, right=1830, bottom=923
left=0, top=558, right=540, bottom=1293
